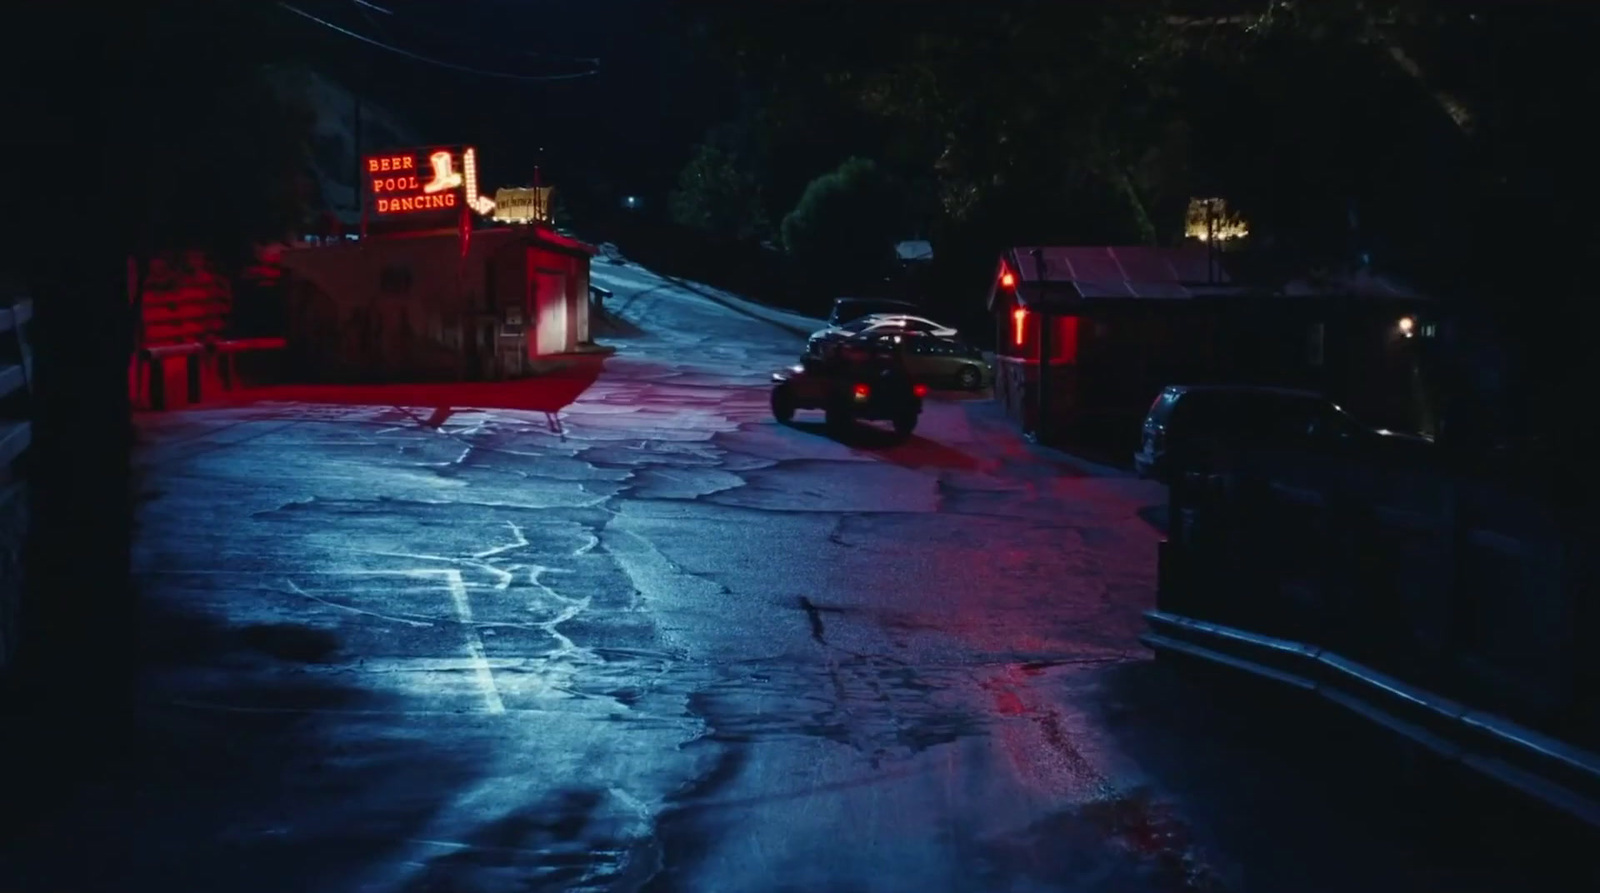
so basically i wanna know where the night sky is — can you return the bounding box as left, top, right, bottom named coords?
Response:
left=282, top=0, right=730, bottom=207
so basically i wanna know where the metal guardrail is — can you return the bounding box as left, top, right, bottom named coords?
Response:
left=0, top=298, right=34, bottom=673
left=0, top=299, right=34, bottom=471
left=1146, top=458, right=1600, bottom=829
left=1142, top=609, right=1600, bottom=829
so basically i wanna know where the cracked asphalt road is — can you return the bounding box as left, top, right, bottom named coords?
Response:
left=4, top=264, right=1591, bottom=892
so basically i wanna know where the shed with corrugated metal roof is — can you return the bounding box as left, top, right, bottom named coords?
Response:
left=985, top=245, right=1436, bottom=447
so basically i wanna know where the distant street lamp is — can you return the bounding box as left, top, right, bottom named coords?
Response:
left=622, top=195, right=642, bottom=211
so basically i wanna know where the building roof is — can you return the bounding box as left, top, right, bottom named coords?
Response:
left=1008, top=245, right=1225, bottom=286
left=990, top=244, right=1430, bottom=310
left=993, top=245, right=1236, bottom=308
left=1280, top=268, right=1424, bottom=299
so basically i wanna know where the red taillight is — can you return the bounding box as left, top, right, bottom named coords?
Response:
left=912, top=384, right=928, bottom=398
left=1000, top=270, right=1016, bottom=289
left=853, top=383, right=871, bottom=400
left=1012, top=307, right=1027, bottom=346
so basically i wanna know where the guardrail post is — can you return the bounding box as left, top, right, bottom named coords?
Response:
left=148, top=356, right=166, bottom=411
left=186, top=351, right=203, bottom=404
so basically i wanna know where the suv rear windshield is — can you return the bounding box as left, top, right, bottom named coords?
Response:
left=1146, top=389, right=1181, bottom=424
left=1169, top=390, right=1329, bottom=439
left=830, top=298, right=920, bottom=326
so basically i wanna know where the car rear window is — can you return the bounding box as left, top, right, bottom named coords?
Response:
left=1170, top=391, right=1327, bottom=438
left=1146, top=389, right=1181, bottom=423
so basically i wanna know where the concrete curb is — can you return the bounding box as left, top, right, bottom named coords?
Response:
left=655, top=274, right=821, bottom=339
left=1141, top=609, right=1600, bottom=828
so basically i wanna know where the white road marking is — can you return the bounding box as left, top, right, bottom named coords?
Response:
left=297, top=568, right=509, bottom=713
left=432, top=568, right=506, bottom=715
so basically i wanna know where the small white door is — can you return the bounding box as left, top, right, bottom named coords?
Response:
left=532, top=267, right=568, bottom=356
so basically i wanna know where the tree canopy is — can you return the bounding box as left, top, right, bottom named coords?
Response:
left=780, top=157, right=904, bottom=288
left=679, top=1, right=1596, bottom=298
left=669, top=139, right=769, bottom=243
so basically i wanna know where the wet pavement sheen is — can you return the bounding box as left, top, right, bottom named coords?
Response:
left=4, top=263, right=1592, bottom=892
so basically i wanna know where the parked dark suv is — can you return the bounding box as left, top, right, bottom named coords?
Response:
left=827, top=297, right=921, bottom=327
left=1133, top=384, right=1431, bottom=482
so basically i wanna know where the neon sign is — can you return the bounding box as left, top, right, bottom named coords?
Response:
left=364, top=147, right=494, bottom=216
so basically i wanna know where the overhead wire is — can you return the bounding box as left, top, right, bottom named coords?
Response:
left=278, top=2, right=600, bottom=82
left=350, top=0, right=600, bottom=68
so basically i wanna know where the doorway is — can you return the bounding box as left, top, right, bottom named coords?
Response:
left=530, top=263, right=568, bottom=357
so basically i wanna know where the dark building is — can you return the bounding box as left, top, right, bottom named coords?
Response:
left=986, top=245, right=1437, bottom=449
left=278, top=225, right=596, bottom=383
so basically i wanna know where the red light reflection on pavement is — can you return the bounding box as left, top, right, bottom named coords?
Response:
left=223, top=356, right=607, bottom=427
left=979, top=664, right=1229, bottom=890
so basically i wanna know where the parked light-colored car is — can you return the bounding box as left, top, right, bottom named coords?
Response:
left=807, top=313, right=958, bottom=354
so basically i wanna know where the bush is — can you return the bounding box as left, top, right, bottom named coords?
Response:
left=780, top=157, right=903, bottom=289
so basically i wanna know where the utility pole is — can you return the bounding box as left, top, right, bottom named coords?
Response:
left=354, top=94, right=367, bottom=240
left=533, top=165, right=544, bottom=224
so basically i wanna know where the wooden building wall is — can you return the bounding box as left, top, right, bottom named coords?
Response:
left=279, top=229, right=592, bottom=383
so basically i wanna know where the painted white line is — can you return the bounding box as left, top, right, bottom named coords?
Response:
left=436, top=568, right=506, bottom=715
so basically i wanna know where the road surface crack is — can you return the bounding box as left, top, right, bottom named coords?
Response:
left=798, top=596, right=826, bottom=642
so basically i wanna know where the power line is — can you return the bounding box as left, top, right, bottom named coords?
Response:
left=353, top=0, right=599, bottom=67
left=278, top=2, right=600, bottom=82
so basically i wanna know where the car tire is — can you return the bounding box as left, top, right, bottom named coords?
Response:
left=771, top=385, right=796, bottom=423
left=892, top=412, right=918, bottom=438
left=956, top=365, right=981, bottom=390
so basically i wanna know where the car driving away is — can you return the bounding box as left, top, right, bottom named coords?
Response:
left=771, top=334, right=927, bottom=438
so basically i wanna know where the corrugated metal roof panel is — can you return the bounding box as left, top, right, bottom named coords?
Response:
left=1009, top=245, right=1225, bottom=285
